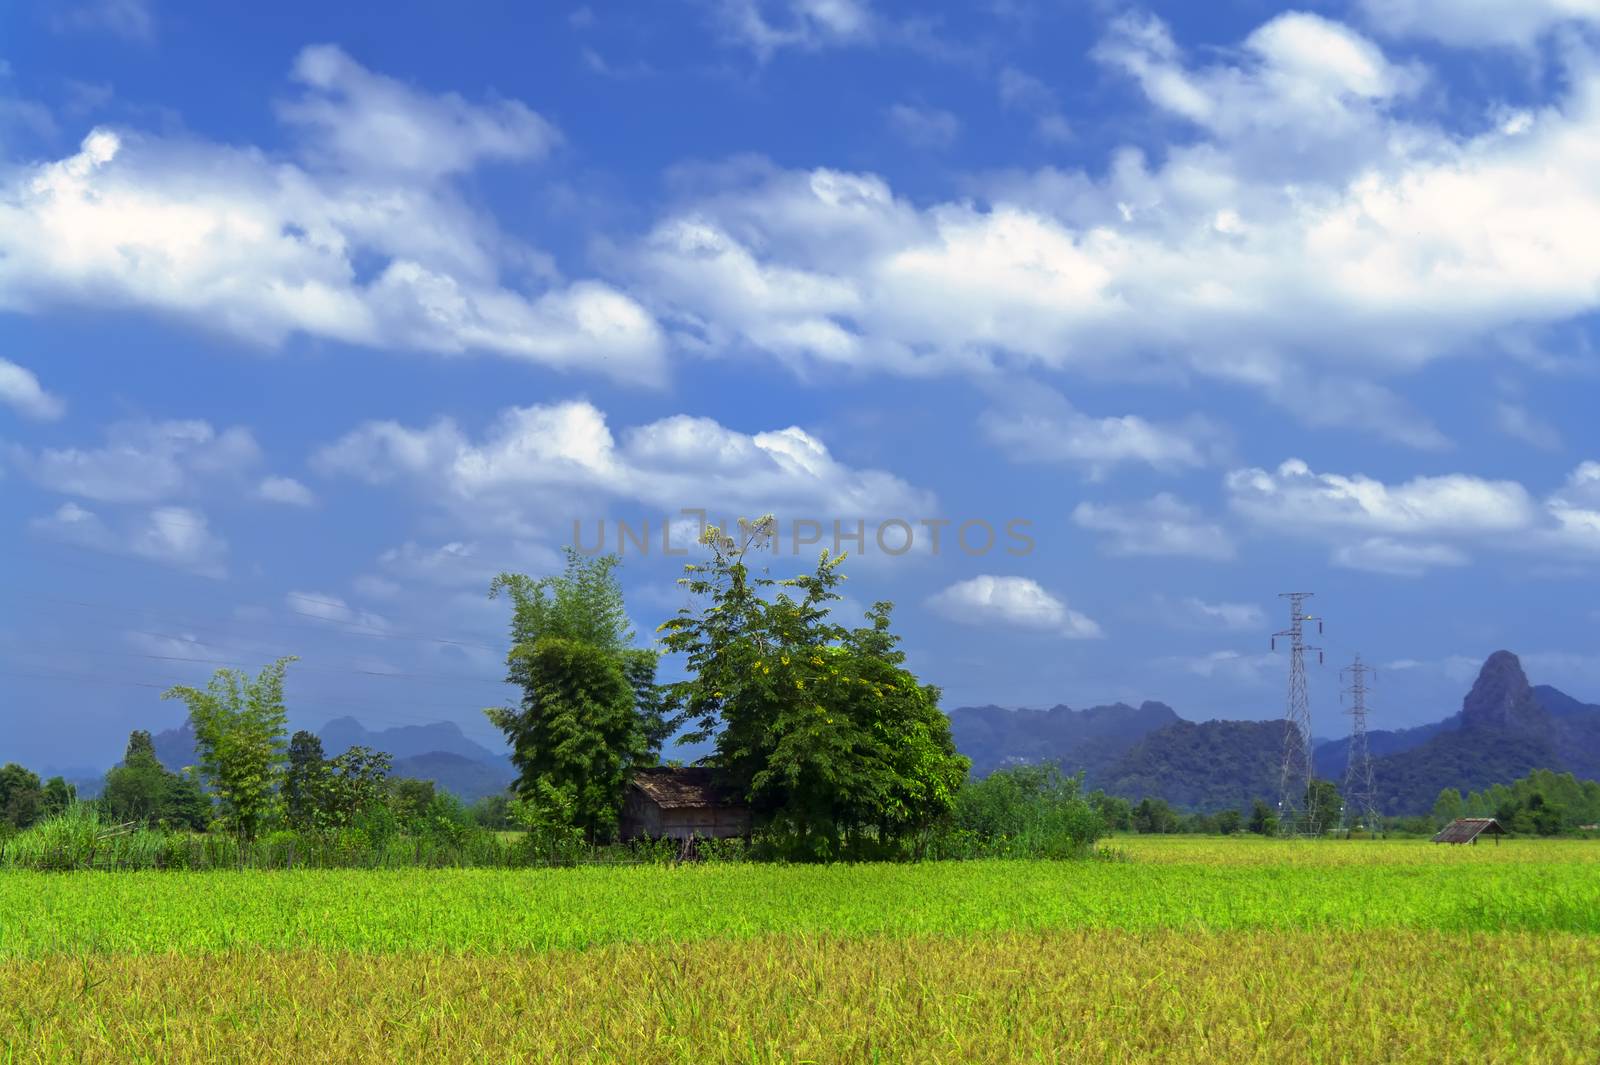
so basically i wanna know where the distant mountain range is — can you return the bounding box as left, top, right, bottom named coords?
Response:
left=112, top=650, right=1600, bottom=814
left=948, top=651, right=1600, bottom=814
left=947, top=701, right=1182, bottom=777
left=151, top=715, right=515, bottom=803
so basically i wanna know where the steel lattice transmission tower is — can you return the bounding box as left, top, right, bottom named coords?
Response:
left=1341, top=655, right=1381, bottom=836
left=1271, top=592, right=1323, bottom=836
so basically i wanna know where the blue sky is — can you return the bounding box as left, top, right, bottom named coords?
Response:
left=3, top=0, right=1600, bottom=770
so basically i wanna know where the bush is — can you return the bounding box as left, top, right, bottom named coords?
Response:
left=931, top=765, right=1105, bottom=860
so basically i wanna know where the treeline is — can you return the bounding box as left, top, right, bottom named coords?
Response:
left=0, top=721, right=526, bottom=870
left=0, top=667, right=515, bottom=837
left=1090, top=794, right=1289, bottom=836
left=1086, top=769, right=1600, bottom=837
left=1430, top=770, right=1600, bottom=836
left=0, top=763, right=1107, bottom=872
left=3, top=521, right=1111, bottom=868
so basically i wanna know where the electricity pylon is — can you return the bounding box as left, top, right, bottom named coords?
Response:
left=1272, top=593, right=1323, bottom=836
left=1341, top=655, right=1381, bottom=837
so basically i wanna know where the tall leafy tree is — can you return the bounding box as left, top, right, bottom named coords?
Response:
left=102, top=730, right=172, bottom=824
left=660, top=519, right=969, bottom=857
left=164, top=768, right=212, bottom=831
left=486, top=550, right=653, bottom=841
left=321, top=746, right=392, bottom=826
left=283, top=730, right=329, bottom=829
left=1306, top=779, right=1343, bottom=833
left=162, top=657, right=296, bottom=839
left=1432, top=787, right=1465, bottom=827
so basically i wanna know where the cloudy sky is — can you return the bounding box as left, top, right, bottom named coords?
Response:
left=4, top=0, right=1599, bottom=769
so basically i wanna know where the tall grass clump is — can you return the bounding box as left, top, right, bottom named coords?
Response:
left=0, top=805, right=742, bottom=871
left=0, top=803, right=169, bottom=871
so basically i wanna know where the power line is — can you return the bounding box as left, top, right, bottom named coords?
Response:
left=1, top=606, right=513, bottom=684
left=0, top=642, right=511, bottom=686
left=1271, top=592, right=1323, bottom=837
left=0, top=662, right=514, bottom=730
left=0, top=585, right=505, bottom=655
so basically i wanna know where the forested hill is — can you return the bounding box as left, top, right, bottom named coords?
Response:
left=1098, top=719, right=1291, bottom=810
left=946, top=701, right=1180, bottom=777
left=946, top=698, right=1292, bottom=809
left=948, top=651, right=1600, bottom=814
left=1311, top=716, right=1460, bottom=781
left=1365, top=652, right=1600, bottom=813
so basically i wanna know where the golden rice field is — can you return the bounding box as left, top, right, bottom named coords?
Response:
left=4, top=837, right=1598, bottom=1063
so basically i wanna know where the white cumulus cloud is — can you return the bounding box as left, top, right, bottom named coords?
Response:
left=0, top=358, right=65, bottom=421
left=1225, top=459, right=1537, bottom=535
left=1358, top=0, right=1600, bottom=49
left=0, top=49, right=664, bottom=383
left=926, top=575, right=1102, bottom=638
left=313, top=398, right=934, bottom=534
left=620, top=12, right=1600, bottom=442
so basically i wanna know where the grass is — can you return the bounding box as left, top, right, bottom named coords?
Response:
left=4, top=837, right=1598, bottom=1062
left=5, top=850, right=1600, bottom=955
left=1103, top=833, right=1600, bottom=865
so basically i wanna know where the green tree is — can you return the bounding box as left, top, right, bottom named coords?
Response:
left=283, top=730, right=328, bottom=829
left=1432, top=787, right=1465, bottom=827
left=1306, top=780, right=1342, bottom=834
left=164, top=768, right=212, bottom=831
left=660, top=520, right=969, bottom=857
left=1247, top=799, right=1278, bottom=835
left=1216, top=809, right=1243, bottom=835
left=486, top=550, right=655, bottom=841
left=501, top=637, right=640, bottom=840
left=1132, top=797, right=1179, bottom=834
left=102, top=730, right=171, bottom=824
left=470, top=793, right=513, bottom=830
left=162, top=657, right=296, bottom=839
left=0, top=764, right=44, bottom=829
left=1524, top=793, right=1564, bottom=836
left=41, top=776, right=76, bottom=817
left=321, top=746, right=392, bottom=826
left=388, top=777, right=437, bottom=826
left=1088, top=790, right=1133, bottom=832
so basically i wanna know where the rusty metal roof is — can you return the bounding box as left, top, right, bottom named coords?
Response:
left=1432, top=817, right=1506, bottom=843
left=629, top=767, right=744, bottom=810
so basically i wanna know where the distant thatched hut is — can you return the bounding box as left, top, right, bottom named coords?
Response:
left=619, top=767, right=750, bottom=842
left=1432, top=817, right=1506, bottom=845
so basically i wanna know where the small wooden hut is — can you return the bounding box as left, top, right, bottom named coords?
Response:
left=1432, top=817, right=1506, bottom=845
left=619, top=767, right=750, bottom=842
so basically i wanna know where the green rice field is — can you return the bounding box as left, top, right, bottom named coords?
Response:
left=4, top=837, right=1598, bottom=1062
